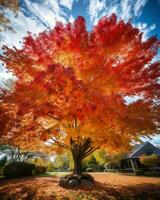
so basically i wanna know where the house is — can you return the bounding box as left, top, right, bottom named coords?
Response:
left=121, top=141, right=160, bottom=172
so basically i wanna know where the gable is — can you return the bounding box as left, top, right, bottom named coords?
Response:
left=127, top=142, right=160, bottom=158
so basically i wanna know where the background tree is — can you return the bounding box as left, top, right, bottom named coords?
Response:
left=104, top=152, right=126, bottom=171
left=83, top=149, right=107, bottom=171
left=53, top=152, right=72, bottom=172
left=0, top=15, right=160, bottom=177
left=0, top=0, right=19, bottom=32
left=140, top=154, right=160, bottom=168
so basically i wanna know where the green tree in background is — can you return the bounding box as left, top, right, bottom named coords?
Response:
left=140, top=154, right=160, bottom=168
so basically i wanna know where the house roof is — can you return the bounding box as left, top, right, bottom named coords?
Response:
left=126, top=141, right=160, bottom=159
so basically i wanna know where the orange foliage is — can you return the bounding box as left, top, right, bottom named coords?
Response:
left=0, top=174, right=160, bottom=199
left=0, top=15, right=160, bottom=152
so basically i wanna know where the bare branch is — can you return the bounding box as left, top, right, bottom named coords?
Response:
left=34, top=120, right=47, bottom=131
left=48, top=114, right=60, bottom=121
left=74, top=117, right=78, bottom=128
left=34, top=120, right=70, bottom=149
left=50, top=137, right=71, bottom=150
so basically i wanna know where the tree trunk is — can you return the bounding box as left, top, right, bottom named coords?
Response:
left=59, top=137, right=98, bottom=187
left=70, top=136, right=99, bottom=175
left=72, top=152, right=83, bottom=175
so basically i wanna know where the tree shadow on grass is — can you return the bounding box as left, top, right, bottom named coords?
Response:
left=0, top=177, right=160, bottom=200
left=91, top=182, right=160, bottom=200
left=0, top=176, right=59, bottom=200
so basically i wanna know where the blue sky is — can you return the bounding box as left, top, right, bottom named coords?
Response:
left=0, top=0, right=160, bottom=49
left=0, top=0, right=160, bottom=145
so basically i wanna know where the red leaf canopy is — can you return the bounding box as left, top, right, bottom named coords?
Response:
left=0, top=14, right=160, bottom=152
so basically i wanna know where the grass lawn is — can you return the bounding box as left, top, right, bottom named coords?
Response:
left=0, top=172, right=160, bottom=200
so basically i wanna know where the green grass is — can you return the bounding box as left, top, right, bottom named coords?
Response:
left=46, top=171, right=70, bottom=177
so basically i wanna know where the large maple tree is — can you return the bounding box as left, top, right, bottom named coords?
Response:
left=0, top=15, right=160, bottom=175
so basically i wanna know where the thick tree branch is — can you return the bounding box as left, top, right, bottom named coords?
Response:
left=50, top=137, right=71, bottom=149
left=83, top=146, right=100, bottom=158
left=48, top=114, right=60, bottom=121
left=34, top=120, right=47, bottom=131
left=34, top=120, right=71, bottom=150
left=74, top=117, right=78, bottom=128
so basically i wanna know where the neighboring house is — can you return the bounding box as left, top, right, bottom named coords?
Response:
left=121, top=141, right=160, bottom=172
left=105, top=141, right=160, bottom=173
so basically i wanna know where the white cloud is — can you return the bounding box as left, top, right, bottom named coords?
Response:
left=0, top=0, right=152, bottom=50
left=107, top=4, right=119, bottom=17
left=59, top=0, right=74, bottom=10
left=142, top=136, right=160, bottom=146
left=0, top=0, right=71, bottom=87
left=0, top=0, right=74, bottom=50
left=0, top=0, right=156, bottom=87
left=88, top=0, right=149, bottom=24
left=134, top=0, right=148, bottom=17
left=88, top=0, right=106, bottom=25
left=68, top=15, right=75, bottom=23
left=87, top=0, right=155, bottom=44
left=120, top=0, right=132, bottom=21
left=0, top=8, right=47, bottom=87
left=0, top=9, right=45, bottom=49
left=135, top=22, right=156, bottom=41
left=124, top=95, right=144, bottom=105
left=23, top=0, right=66, bottom=29
left=0, top=71, right=16, bottom=90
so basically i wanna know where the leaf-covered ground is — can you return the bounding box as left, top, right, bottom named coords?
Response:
left=0, top=173, right=160, bottom=200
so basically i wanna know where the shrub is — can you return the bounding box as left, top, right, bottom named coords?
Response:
left=140, top=154, right=159, bottom=168
left=134, top=169, right=144, bottom=175
left=28, top=157, right=46, bottom=166
left=83, top=155, right=105, bottom=172
left=46, top=161, right=54, bottom=172
left=86, top=168, right=96, bottom=172
left=34, top=165, right=47, bottom=175
left=3, top=162, right=35, bottom=178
